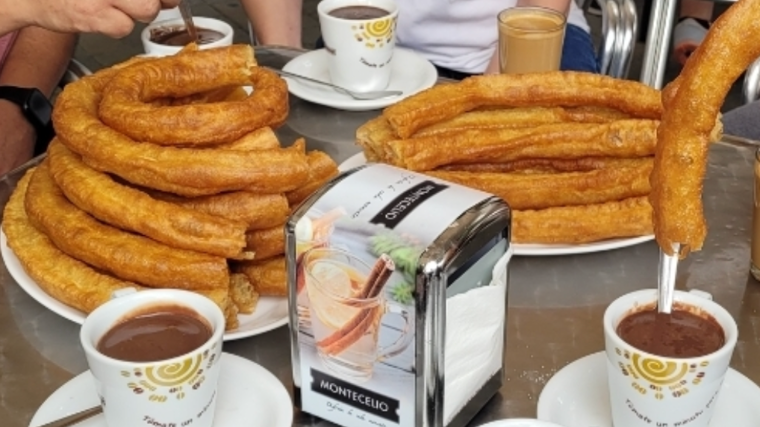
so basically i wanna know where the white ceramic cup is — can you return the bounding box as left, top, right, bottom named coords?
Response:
left=141, top=17, right=234, bottom=57
left=603, top=289, right=738, bottom=427
left=317, top=0, right=399, bottom=92
left=80, top=289, right=225, bottom=427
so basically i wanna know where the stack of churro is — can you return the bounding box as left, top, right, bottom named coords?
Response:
left=357, top=72, right=721, bottom=245
left=2, top=45, right=339, bottom=331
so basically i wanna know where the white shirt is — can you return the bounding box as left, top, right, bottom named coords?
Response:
left=395, top=0, right=590, bottom=74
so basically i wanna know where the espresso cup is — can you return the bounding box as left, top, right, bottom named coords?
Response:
left=80, top=289, right=225, bottom=427
left=141, top=17, right=233, bottom=57
left=317, top=0, right=399, bottom=92
left=603, top=289, right=738, bottom=427
left=497, top=6, right=566, bottom=74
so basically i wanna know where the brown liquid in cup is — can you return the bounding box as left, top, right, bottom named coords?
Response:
left=328, top=5, right=389, bottom=20
left=150, top=27, right=224, bottom=46
left=97, top=305, right=212, bottom=362
left=498, top=11, right=565, bottom=74
left=616, top=304, right=725, bottom=358
left=751, top=155, right=760, bottom=279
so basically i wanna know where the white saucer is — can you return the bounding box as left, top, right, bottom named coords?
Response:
left=338, top=153, right=655, bottom=256
left=29, top=353, right=293, bottom=427
left=282, top=48, right=437, bottom=111
left=1, top=230, right=289, bottom=341
left=478, top=419, right=565, bottom=427
left=536, top=352, right=760, bottom=427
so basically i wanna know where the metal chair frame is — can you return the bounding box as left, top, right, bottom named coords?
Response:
left=594, top=0, right=639, bottom=78
left=60, top=58, right=92, bottom=87
left=639, top=0, right=760, bottom=103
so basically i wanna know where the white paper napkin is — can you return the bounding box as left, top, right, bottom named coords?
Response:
left=444, top=246, right=513, bottom=425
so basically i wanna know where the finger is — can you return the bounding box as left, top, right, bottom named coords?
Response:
left=95, top=9, right=137, bottom=38
left=113, top=0, right=162, bottom=24
left=160, top=0, right=181, bottom=10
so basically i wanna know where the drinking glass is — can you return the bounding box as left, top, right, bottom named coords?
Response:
left=751, top=148, right=760, bottom=280
left=497, top=7, right=567, bottom=74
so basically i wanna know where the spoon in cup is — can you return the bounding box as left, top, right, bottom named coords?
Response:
left=657, top=243, right=681, bottom=313
left=178, top=0, right=199, bottom=43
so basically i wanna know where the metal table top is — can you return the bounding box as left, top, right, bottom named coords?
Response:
left=2, top=46, right=759, bottom=427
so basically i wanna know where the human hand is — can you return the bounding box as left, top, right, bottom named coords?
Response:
left=15, top=0, right=181, bottom=38
left=516, top=0, right=570, bottom=15
left=0, top=100, right=36, bottom=177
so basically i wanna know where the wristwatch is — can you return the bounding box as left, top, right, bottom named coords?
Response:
left=0, top=86, right=55, bottom=155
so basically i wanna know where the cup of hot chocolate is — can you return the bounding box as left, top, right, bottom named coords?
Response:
left=141, top=17, right=233, bottom=57
left=317, top=0, right=399, bottom=92
left=80, top=289, right=225, bottom=427
left=603, top=289, right=738, bottom=427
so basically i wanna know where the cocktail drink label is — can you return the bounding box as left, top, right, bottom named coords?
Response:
left=287, top=163, right=513, bottom=427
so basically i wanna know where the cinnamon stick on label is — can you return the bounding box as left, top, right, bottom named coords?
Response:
left=317, top=254, right=395, bottom=355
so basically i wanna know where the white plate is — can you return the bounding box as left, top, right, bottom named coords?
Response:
left=29, top=352, right=293, bottom=427
left=338, top=153, right=655, bottom=256
left=0, top=230, right=288, bottom=341
left=536, top=352, right=760, bottom=427
left=281, top=48, right=437, bottom=111
left=478, top=419, right=566, bottom=427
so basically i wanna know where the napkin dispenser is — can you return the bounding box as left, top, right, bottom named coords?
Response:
left=286, top=163, right=512, bottom=427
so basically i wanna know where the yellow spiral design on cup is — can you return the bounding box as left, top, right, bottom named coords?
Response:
left=365, top=18, right=393, bottom=38
left=145, top=355, right=202, bottom=387
left=631, top=353, right=688, bottom=385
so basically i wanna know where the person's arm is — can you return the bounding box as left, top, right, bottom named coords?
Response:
left=241, top=0, right=303, bottom=48
left=0, top=27, right=76, bottom=176
left=517, top=0, right=572, bottom=15
left=0, top=0, right=180, bottom=37
left=484, top=0, right=572, bottom=74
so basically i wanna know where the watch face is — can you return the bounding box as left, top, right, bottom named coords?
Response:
left=26, top=89, right=53, bottom=125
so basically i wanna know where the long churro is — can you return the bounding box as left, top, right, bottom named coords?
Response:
left=244, top=226, right=285, bottom=260
left=428, top=158, right=652, bottom=210
left=383, top=72, right=662, bottom=138
left=150, top=190, right=290, bottom=231
left=98, top=45, right=288, bottom=146
left=234, top=256, right=287, bottom=296
left=46, top=140, right=249, bottom=258
left=512, top=197, right=653, bottom=244
left=649, top=0, right=755, bottom=256
left=2, top=169, right=239, bottom=329
left=389, top=120, right=658, bottom=171
left=25, top=162, right=230, bottom=291
left=436, top=157, right=647, bottom=174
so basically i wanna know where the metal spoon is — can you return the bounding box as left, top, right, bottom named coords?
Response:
left=271, top=68, right=403, bottom=100
left=657, top=243, right=681, bottom=313
left=36, top=405, right=102, bottom=427
left=178, top=0, right=199, bottom=43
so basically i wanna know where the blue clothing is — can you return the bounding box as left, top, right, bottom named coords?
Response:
left=560, top=23, right=600, bottom=73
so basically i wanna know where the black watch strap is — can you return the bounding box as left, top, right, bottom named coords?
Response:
left=0, top=86, right=55, bottom=156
